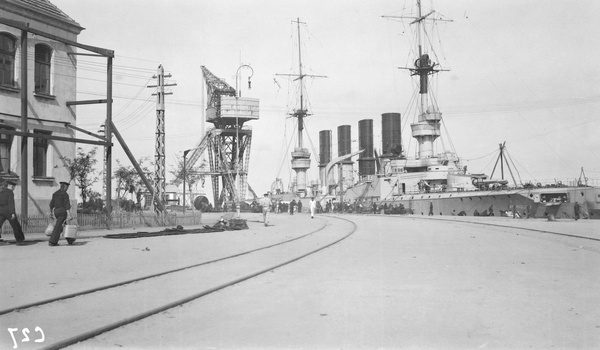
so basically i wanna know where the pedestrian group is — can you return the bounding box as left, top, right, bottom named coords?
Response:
left=0, top=180, right=72, bottom=246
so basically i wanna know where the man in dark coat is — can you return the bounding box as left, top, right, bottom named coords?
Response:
left=0, top=179, right=24, bottom=243
left=49, top=181, right=72, bottom=246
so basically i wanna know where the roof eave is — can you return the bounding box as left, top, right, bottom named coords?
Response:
left=0, top=0, right=85, bottom=35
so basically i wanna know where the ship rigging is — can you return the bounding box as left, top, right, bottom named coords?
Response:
left=274, top=18, right=326, bottom=197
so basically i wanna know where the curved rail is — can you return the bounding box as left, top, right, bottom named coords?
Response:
left=370, top=214, right=600, bottom=242
left=0, top=221, right=329, bottom=316
left=416, top=217, right=600, bottom=242
left=27, top=216, right=357, bottom=350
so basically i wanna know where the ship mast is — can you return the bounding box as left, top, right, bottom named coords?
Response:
left=416, top=0, right=427, bottom=116
left=276, top=18, right=326, bottom=196
left=409, top=0, right=442, bottom=159
left=295, top=18, right=306, bottom=149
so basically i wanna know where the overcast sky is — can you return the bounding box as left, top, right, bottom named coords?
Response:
left=51, top=0, right=600, bottom=200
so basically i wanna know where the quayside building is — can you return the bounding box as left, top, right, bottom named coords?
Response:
left=1, top=0, right=93, bottom=216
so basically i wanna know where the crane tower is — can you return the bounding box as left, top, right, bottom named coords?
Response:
left=185, top=66, right=259, bottom=209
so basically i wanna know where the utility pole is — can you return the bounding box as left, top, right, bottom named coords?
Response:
left=148, top=65, right=176, bottom=211
left=98, top=124, right=106, bottom=199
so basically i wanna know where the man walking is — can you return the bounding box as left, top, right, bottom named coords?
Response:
left=309, top=197, right=317, bottom=219
left=259, top=193, right=271, bottom=227
left=0, top=179, right=24, bottom=243
left=49, top=181, right=72, bottom=246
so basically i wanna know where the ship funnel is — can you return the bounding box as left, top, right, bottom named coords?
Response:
left=337, top=125, right=351, bottom=157
left=337, top=125, right=354, bottom=191
left=319, top=130, right=334, bottom=188
left=358, top=119, right=375, bottom=180
left=319, top=130, right=332, bottom=166
left=381, top=112, right=402, bottom=158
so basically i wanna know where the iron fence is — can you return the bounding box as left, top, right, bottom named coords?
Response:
left=0, top=211, right=203, bottom=236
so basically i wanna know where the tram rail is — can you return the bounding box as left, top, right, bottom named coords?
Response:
left=0, top=222, right=333, bottom=317
left=0, top=216, right=357, bottom=350
left=363, top=214, right=600, bottom=243
left=424, top=217, right=599, bottom=242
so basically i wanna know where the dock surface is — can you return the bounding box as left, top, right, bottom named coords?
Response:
left=1, top=212, right=599, bottom=349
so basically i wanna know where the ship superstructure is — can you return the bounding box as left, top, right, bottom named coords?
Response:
left=315, top=1, right=600, bottom=219
left=381, top=1, right=467, bottom=196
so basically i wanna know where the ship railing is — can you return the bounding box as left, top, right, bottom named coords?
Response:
left=399, top=178, right=599, bottom=196
left=521, top=178, right=600, bottom=188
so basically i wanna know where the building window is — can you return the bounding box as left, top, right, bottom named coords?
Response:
left=0, top=127, right=14, bottom=173
left=33, top=130, right=51, bottom=177
left=35, top=44, right=52, bottom=95
left=0, top=33, right=16, bottom=87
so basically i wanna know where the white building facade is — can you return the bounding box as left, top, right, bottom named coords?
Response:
left=0, top=0, right=84, bottom=215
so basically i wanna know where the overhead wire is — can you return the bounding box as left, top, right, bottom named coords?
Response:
left=117, top=97, right=155, bottom=131
left=113, top=76, right=154, bottom=119
left=462, top=147, right=498, bottom=162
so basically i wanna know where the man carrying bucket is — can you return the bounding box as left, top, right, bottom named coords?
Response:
left=48, top=181, right=73, bottom=246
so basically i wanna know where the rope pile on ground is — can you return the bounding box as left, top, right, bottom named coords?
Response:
left=104, top=218, right=248, bottom=239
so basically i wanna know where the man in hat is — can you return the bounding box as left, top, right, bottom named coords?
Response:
left=258, top=192, right=271, bottom=227
left=0, top=179, right=25, bottom=243
left=48, top=181, right=72, bottom=246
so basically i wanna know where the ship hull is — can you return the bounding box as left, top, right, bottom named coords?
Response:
left=378, top=185, right=600, bottom=219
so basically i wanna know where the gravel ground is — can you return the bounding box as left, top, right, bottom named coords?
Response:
left=1, top=213, right=599, bottom=349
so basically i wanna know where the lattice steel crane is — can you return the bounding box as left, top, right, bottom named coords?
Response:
left=184, top=66, right=259, bottom=209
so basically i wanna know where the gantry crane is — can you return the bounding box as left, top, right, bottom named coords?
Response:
left=184, top=66, right=259, bottom=209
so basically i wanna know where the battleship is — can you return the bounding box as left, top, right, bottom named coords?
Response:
left=284, top=1, right=600, bottom=220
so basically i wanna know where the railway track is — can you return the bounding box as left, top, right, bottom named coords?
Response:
left=450, top=219, right=600, bottom=243
left=0, top=216, right=357, bottom=350
left=364, top=214, right=600, bottom=243
left=428, top=217, right=599, bottom=243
